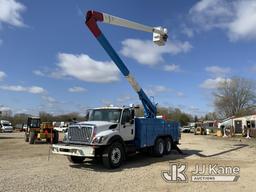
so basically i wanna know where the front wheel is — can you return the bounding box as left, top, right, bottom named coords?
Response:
left=53, top=131, right=59, bottom=144
left=102, top=142, right=124, bottom=169
left=29, top=132, right=35, bottom=144
left=67, top=156, right=86, bottom=164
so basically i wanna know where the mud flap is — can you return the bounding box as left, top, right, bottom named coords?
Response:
left=172, top=143, right=183, bottom=154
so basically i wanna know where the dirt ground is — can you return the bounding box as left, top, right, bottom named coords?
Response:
left=0, top=132, right=256, bottom=192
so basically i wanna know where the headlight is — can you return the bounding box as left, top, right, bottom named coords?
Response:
left=63, top=132, right=69, bottom=142
left=92, top=136, right=108, bottom=144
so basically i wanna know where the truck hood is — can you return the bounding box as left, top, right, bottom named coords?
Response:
left=78, top=121, right=118, bottom=132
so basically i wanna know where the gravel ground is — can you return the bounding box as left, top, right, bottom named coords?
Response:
left=0, top=132, right=256, bottom=192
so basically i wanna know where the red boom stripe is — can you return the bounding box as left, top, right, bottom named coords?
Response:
left=86, top=10, right=104, bottom=38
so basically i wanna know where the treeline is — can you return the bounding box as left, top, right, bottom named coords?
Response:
left=136, top=106, right=195, bottom=126
left=2, top=112, right=86, bottom=126
left=3, top=106, right=215, bottom=127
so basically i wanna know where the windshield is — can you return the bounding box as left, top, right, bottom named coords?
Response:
left=88, top=109, right=122, bottom=123
left=29, top=119, right=40, bottom=128
left=2, top=123, right=11, bottom=126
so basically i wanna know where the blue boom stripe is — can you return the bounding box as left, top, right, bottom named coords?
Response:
left=96, top=33, right=157, bottom=118
left=97, top=34, right=129, bottom=77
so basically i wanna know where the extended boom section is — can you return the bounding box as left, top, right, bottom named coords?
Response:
left=86, top=10, right=168, bottom=118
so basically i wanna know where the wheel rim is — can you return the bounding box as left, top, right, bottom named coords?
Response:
left=166, top=141, right=171, bottom=152
left=159, top=142, right=164, bottom=154
left=111, top=147, right=121, bottom=164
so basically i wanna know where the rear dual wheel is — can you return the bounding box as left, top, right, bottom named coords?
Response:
left=153, top=137, right=172, bottom=156
left=164, top=137, right=172, bottom=155
left=153, top=138, right=165, bottom=157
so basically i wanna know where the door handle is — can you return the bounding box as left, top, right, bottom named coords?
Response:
left=131, top=129, right=133, bottom=135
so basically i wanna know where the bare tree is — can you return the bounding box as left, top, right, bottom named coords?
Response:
left=214, top=77, right=256, bottom=118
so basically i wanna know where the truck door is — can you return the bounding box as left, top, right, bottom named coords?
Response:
left=120, top=109, right=135, bottom=141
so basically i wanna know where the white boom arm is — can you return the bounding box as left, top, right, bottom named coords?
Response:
left=102, top=12, right=168, bottom=46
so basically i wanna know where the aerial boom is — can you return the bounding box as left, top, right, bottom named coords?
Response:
left=85, top=10, right=168, bottom=118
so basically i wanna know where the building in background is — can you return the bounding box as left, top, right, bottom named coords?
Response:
left=218, top=115, right=256, bottom=136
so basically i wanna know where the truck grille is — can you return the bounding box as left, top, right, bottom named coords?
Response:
left=68, top=126, right=93, bottom=143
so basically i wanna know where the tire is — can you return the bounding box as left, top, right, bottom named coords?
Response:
left=102, top=142, right=124, bottom=169
left=24, top=133, right=29, bottom=142
left=29, top=132, right=35, bottom=144
left=164, top=137, right=172, bottom=155
left=53, top=131, right=59, bottom=144
left=68, top=156, right=85, bottom=164
left=153, top=138, right=165, bottom=157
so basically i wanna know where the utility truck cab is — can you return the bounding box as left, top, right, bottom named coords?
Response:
left=67, top=107, right=135, bottom=144
left=0, top=120, right=13, bottom=133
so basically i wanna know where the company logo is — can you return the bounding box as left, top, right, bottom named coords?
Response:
left=162, top=162, right=240, bottom=183
left=161, top=162, right=188, bottom=182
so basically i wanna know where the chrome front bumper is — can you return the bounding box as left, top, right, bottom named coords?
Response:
left=51, top=144, right=95, bottom=157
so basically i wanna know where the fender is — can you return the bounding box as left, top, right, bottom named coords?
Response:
left=107, top=135, right=124, bottom=146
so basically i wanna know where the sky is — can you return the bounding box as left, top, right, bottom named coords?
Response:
left=0, top=0, right=256, bottom=116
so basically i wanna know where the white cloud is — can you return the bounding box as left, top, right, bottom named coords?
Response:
left=117, top=94, right=134, bottom=103
left=163, top=64, right=180, bottom=72
left=200, top=77, right=231, bottom=89
left=120, top=39, right=192, bottom=65
left=0, top=85, right=46, bottom=94
left=101, top=99, right=112, bottom=106
left=205, top=66, right=231, bottom=76
left=0, top=0, right=26, bottom=27
left=176, top=92, right=185, bottom=97
left=189, top=0, right=234, bottom=30
left=42, top=95, right=56, bottom=103
left=0, top=105, right=11, bottom=111
left=68, top=86, right=87, bottom=93
left=145, top=85, right=185, bottom=98
left=229, top=1, right=256, bottom=41
left=182, top=26, right=194, bottom=38
left=33, top=70, right=45, bottom=76
left=189, top=0, right=256, bottom=41
left=0, top=70, right=6, bottom=80
left=145, top=85, right=170, bottom=96
left=55, top=53, right=119, bottom=83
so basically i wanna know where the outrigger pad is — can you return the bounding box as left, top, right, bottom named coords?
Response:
left=172, top=143, right=183, bottom=155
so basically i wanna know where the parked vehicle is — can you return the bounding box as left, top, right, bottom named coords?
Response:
left=53, top=106, right=180, bottom=168
left=0, top=120, right=13, bottom=133
left=51, top=10, right=180, bottom=169
left=24, top=117, right=59, bottom=144
left=181, top=126, right=191, bottom=133
left=22, top=124, right=28, bottom=131
left=194, top=122, right=206, bottom=135
left=53, top=121, right=67, bottom=132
